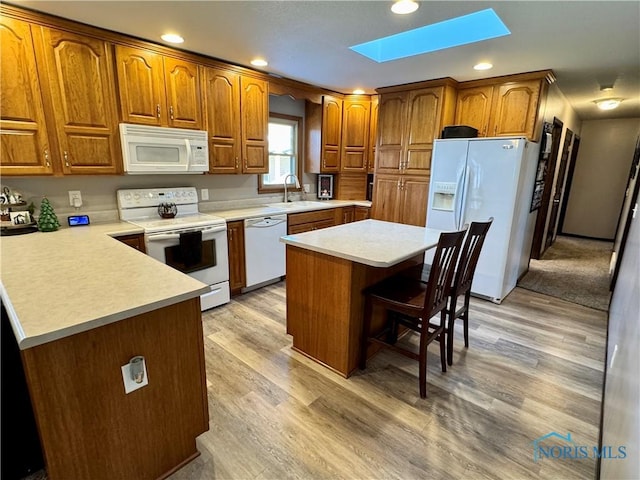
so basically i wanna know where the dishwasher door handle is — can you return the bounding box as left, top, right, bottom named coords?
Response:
left=245, top=217, right=287, bottom=228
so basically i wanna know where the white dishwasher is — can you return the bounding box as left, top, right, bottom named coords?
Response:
left=244, top=214, right=288, bottom=288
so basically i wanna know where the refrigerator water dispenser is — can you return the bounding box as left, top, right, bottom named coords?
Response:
left=432, top=182, right=457, bottom=211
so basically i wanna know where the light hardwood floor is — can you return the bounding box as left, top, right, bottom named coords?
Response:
left=169, top=281, right=606, bottom=480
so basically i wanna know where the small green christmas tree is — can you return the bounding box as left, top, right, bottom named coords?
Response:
left=37, top=197, right=60, bottom=232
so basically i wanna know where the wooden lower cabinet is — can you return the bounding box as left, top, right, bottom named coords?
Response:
left=287, top=209, right=336, bottom=234
left=335, top=206, right=354, bottom=224
left=113, top=233, right=146, bottom=253
left=371, top=174, right=429, bottom=227
left=227, top=220, right=246, bottom=295
left=21, top=298, right=208, bottom=480
left=354, top=206, right=370, bottom=222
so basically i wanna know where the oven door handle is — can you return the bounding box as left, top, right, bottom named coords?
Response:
left=147, top=225, right=226, bottom=241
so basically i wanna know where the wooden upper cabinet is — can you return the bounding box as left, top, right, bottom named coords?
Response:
left=163, top=57, right=202, bottom=129
left=202, top=66, right=241, bottom=173
left=454, top=72, right=552, bottom=141
left=376, top=92, right=407, bottom=174
left=115, top=46, right=202, bottom=130
left=321, top=95, right=343, bottom=172
left=340, top=97, right=370, bottom=173
left=240, top=76, right=269, bottom=174
left=375, top=83, right=455, bottom=177
left=404, top=87, right=443, bottom=175
left=368, top=95, right=378, bottom=173
left=454, top=85, right=494, bottom=137
left=35, top=26, right=121, bottom=174
left=0, top=17, right=53, bottom=175
left=489, top=80, right=542, bottom=138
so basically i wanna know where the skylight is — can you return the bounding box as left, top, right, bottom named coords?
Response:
left=350, top=8, right=510, bottom=63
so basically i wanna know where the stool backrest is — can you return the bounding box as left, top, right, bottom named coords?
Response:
left=424, top=229, right=466, bottom=317
left=452, top=218, right=493, bottom=297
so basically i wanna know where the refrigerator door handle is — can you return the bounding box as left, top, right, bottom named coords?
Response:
left=454, top=166, right=467, bottom=229
left=459, top=166, right=471, bottom=229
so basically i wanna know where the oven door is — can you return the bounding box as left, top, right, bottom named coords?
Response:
left=145, top=224, right=229, bottom=287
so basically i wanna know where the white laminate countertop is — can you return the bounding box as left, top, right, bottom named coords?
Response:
left=0, top=222, right=210, bottom=350
left=280, top=219, right=443, bottom=268
left=208, top=200, right=372, bottom=221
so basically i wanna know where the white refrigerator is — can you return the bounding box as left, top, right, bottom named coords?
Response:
left=425, top=137, right=540, bottom=303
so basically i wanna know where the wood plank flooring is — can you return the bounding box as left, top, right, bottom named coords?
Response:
left=169, top=282, right=606, bottom=480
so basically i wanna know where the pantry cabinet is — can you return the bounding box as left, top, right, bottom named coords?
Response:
left=202, top=67, right=268, bottom=174
left=371, top=174, right=429, bottom=227
left=115, top=45, right=202, bottom=130
left=227, top=221, right=246, bottom=295
left=454, top=71, right=553, bottom=141
left=0, top=17, right=53, bottom=175
left=35, top=26, right=121, bottom=175
left=376, top=84, right=456, bottom=176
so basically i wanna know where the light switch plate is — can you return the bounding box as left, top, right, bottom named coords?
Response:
left=200, top=188, right=209, bottom=201
left=303, top=184, right=310, bottom=193
left=121, top=359, right=148, bottom=394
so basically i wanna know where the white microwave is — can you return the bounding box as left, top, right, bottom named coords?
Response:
left=119, top=123, right=209, bottom=174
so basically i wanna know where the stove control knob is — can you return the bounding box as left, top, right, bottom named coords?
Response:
left=133, top=193, right=140, bottom=200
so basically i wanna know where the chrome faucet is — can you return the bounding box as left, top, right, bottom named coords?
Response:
left=283, top=174, right=301, bottom=202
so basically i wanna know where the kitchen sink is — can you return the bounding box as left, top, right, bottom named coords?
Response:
left=266, top=201, right=329, bottom=209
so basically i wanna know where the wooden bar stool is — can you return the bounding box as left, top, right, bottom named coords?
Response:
left=359, top=229, right=466, bottom=398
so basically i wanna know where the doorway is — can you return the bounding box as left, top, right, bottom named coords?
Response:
left=545, top=129, right=574, bottom=249
left=558, top=135, right=581, bottom=235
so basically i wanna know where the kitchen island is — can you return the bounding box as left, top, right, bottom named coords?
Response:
left=281, top=219, right=442, bottom=377
left=0, top=223, right=211, bottom=480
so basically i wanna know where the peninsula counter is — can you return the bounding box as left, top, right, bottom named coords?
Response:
left=281, top=220, right=442, bottom=377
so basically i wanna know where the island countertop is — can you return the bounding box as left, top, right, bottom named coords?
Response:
left=280, top=219, right=443, bottom=268
left=0, top=222, right=209, bottom=350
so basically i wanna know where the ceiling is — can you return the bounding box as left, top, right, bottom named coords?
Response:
left=11, top=0, right=640, bottom=121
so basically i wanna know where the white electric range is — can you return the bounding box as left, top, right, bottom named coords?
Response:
left=117, top=187, right=230, bottom=310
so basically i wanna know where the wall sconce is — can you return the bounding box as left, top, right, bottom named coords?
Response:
left=594, top=98, right=623, bottom=111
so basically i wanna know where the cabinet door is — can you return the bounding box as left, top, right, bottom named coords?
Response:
left=115, top=45, right=166, bottom=126
left=203, top=67, right=241, bottom=173
left=227, top=221, right=246, bottom=294
left=376, top=92, right=406, bottom=174
left=37, top=27, right=121, bottom=174
left=240, top=76, right=268, bottom=174
left=399, top=176, right=429, bottom=227
left=163, top=57, right=202, bottom=130
left=368, top=96, right=378, bottom=173
left=0, top=17, right=53, bottom=175
left=489, top=80, right=541, bottom=138
left=321, top=95, right=342, bottom=172
left=454, top=85, right=493, bottom=137
left=335, top=206, right=355, bottom=224
left=404, top=87, right=442, bottom=176
left=115, top=233, right=146, bottom=253
left=354, top=206, right=370, bottom=222
left=340, top=98, right=370, bottom=173
left=371, top=174, right=402, bottom=223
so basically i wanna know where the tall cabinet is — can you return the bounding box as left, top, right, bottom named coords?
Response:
left=371, top=79, right=457, bottom=226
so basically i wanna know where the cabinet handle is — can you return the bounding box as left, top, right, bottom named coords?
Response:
left=229, top=229, right=233, bottom=240
left=494, top=125, right=497, bottom=135
left=44, top=149, right=50, bottom=167
left=64, top=151, right=70, bottom=167
left=235, top=157, right=239, bottom=169
left=397, top=179, right=401, bottom=189
left=170, top=105, right=174, bottom=121
left=156, top=104, right=161, bottom=119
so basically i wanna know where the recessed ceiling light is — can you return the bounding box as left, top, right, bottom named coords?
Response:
left=161, top=33, right=184, bottom=44
left=353, top=89, right=365, bottom=94
left=595, top=98, right=622, bottom=110
left=251, top=58, right=268, bottom=67
left=473, top=62, right=493, bottom=71
left=391, top=0, right=419, bottom=15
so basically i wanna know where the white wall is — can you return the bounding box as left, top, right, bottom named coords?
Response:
left=2, top=95, right=316, bottom=222
left=563, top=118, right=640, bottom=239
left=600, top=195, right=639, bottom=479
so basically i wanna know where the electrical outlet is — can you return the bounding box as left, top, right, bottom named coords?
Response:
left=121, top=358, right=148, bottom=394
left=303, top=184, right=310, bottom=193
left=200, top=188, right=209, bottom=201
left=68, top=190, right=82, bottom=208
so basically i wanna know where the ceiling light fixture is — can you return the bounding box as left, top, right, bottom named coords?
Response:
left=595, top=98, right=623, bottom=111
left=353, top=89, right=365, bottom=94
left=391, top=0, right=419, bottom=15
left=251, top=58, right=268, bottom=67
left=160, top=33, right=184, bottom=44
left=473, top=62, right=493, bottom=71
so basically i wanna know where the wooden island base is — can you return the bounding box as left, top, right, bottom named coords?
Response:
left=285, top=245, right=423, bottom=377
